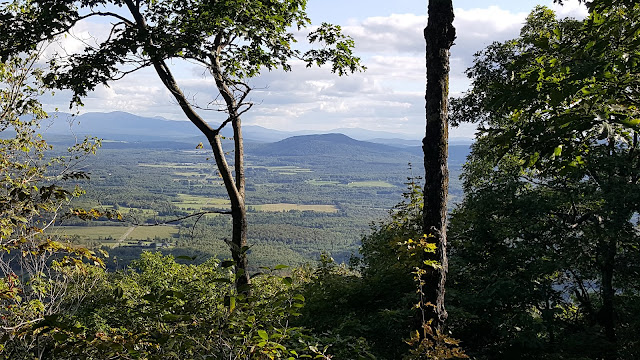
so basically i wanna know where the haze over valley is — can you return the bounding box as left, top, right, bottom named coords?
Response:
left=48, top=111, right=469, bottom=269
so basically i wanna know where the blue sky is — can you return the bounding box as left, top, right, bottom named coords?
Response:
left=42, top=0, right=588, bottom=139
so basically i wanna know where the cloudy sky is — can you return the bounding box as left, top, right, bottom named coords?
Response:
left=42, top=0, right=588, bottom=139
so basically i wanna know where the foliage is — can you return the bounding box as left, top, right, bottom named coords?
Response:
left=0, top=52, right=104, bottom=356
left=396, top=234, right=467, bottom=360
left=0, top=0, right=364, bottom=102
left=295, top=179, right=467, bottom=360
left=449, top=5, right=640, bottom=359
left=5, top=252, right=348, bottom=359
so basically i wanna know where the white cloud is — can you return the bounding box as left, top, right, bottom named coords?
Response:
left=552, top=0, right=589, bottom=18
left=42, top=3, right=588, bottom=140
left=344, top=13, right=426, bottom=54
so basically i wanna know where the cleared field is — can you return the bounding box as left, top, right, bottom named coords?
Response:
left=251, top=203, right=338, bottom=213
left=173, top=171, right=209, bottom=177
left=173, top=193, right=230, bottom=210
left=306, top=179, right=340, bottom=186
left=174, top=194, right=336, bottom=213
left=346, top=181, right=395, bottom=188
left=139, top=163, right=209, bottom=169
left=54, top=225, right=178, bottom=241
left=129, top=226, right=179, bottom=239
left=53, top=226, right=129, bottom=239
left=251, top=165, right=313, bottom=174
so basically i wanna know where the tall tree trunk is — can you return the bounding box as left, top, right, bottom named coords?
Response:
left=422, top=0, right=455, bottom=332
left=151, top=59, right=251, bottom=290
left=600, top=232, right=617, bottom=360
left=123, top=0, right=251, bottom=290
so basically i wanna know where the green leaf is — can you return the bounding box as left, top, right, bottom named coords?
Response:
left=224, top=295, right=236, bottom=312
left=161, top=314, right=182, bottom=322
left=257, top=329, right=269, bottom=341
left=221, top=260, right=236, bottom=268
left=553, top=145, right=563, bottom=157
left=52, top=332, right=68, bottom=342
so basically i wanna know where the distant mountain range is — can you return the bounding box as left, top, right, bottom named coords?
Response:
left=40, top=111, right=473, bottom=146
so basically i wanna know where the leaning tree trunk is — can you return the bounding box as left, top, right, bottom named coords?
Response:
left=124, top=0, right=252, bottom=290
left=422, top=0, right=456, bottom=333
left=150, top=58, right=251, bottom=290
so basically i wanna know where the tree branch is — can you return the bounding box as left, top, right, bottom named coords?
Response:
left=131, top=210, right=232, bottom=226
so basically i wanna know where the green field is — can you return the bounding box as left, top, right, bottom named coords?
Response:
left=251, top=203, right=338, bottom=213
left=139, top=162, right=209, bottom=169
left=53, top=226, right=129, bottom=239
left=54, top=225, right=179, bottom=242
left=128, top=226, right=179, bottom=239
left=173, top=193, right=230, bottom=210
left=172, top=171, right=205, bottom=177
left=346, top=181, right=395, bottom=188
left=252, top=165, right=313, bottom=174
left=306, top=179, right=341, bottom=186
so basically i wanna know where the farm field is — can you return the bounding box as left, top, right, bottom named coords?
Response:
left=346, top=180, right=395, bottom=188
left=306, top=179, right=341, bottom=186
left=250, top=165, right=313, bottom=174
left=54, top=225, right=179, bottom=242
left=250, top=203, right=338, bottom=213
left=56, top=138, right=466, bottom=268
left=173, top=193, right=230, bottom=210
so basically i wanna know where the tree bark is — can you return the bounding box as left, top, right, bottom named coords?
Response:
left=599, top=233, right=617, bottom=360
left=422, top=0, right=455, bottom=332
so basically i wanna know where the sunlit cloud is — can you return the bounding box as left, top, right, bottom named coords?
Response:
left=41, top=2, right=588, bottom=139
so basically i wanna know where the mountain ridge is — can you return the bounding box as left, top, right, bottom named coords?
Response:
left=40, top=111, right=473, bottom=145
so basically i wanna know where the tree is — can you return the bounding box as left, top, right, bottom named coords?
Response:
left=450, top=5, right=640, bottom=359
left=422, top=0, right=456, bottom=333
left=0, top=51, right=106, bottom=358
left=0, top=0, right=363, bottom=289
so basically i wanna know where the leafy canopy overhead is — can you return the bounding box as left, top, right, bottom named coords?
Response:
left=448, top=4, right=640, bottom=358
left=451, top=4, right=640, bottom=175
left=1, top=0, right=363, bottom=104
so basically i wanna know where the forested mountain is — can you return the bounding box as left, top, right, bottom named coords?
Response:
left=252, top=133, right=416, bottom=157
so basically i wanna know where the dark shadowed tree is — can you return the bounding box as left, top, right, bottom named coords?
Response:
left=0, top=0, right=363, bottom=289
left=449, top=5, right=640, bottom=359
left=422, top=0, right=456, bottom=333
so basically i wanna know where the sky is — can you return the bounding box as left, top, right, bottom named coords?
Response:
left=41, top=0, right=589, bottom=139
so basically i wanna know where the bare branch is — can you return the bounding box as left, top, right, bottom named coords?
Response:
left=131, top=210, right=232, bottom=226
left=1, top=318, right=44, bottom=332
left=215, top=116, right=234, bottom=133
left=237, top=103, right=254, bottom=117
left=76, top=12, right=134, bottom=27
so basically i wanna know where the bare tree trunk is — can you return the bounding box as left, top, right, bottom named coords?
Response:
left=422, top=0, right=455, bottom=332
left=600, top=233, right=617, bottom=360
left=124, top=0, right=251, bottom=290
left=152, top=61, right=251, bottom=289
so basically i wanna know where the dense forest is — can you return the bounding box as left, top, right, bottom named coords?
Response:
left=1, top=0, right=639, bottom=359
